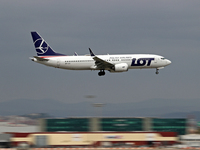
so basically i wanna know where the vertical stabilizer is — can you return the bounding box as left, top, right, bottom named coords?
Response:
left=31, top=32, right=65, bottom=56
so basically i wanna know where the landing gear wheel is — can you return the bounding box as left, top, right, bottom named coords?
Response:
left=98, top=70, right=105, bottom=76
left=156, top=69, right=159, bottom=74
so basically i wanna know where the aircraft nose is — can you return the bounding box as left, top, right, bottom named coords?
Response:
left=167, top=59, right=172, bottom=65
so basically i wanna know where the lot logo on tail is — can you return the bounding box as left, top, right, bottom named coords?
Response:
left=34, top=38, right=49, bottom=55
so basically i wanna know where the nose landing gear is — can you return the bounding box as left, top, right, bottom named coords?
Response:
left=156, top=68, right=159, bottom=74
left=98, top=70, right=105, bottom=76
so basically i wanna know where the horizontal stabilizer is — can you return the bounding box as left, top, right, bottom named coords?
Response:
left=32, top=56, right=49, bottom=61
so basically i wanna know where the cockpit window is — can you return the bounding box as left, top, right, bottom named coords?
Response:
left=161, top=58, right=166, bottom=60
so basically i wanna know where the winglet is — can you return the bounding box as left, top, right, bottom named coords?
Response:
left=89, top=48, right=95, bottom=56
left=74, top=52, right=78, bottom=56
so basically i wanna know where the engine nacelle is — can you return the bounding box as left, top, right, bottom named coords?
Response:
left=111, top=63, right=128, bottom=72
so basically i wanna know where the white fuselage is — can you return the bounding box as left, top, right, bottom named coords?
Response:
left=30, top=32, right=171, bottom=75
left=34, top=54, right=171, bottom=71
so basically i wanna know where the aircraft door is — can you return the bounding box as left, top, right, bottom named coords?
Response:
left=154, top=57, right=157, bottom=63
left=57, top=59, right=60, bottom=68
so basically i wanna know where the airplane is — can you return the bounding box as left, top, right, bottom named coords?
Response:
left=30, top=32, right=171, bottom=76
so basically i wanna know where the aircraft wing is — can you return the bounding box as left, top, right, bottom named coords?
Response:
left=93, top=56, right=114, bottom=70
left=89, top=48, right=114, bottom=70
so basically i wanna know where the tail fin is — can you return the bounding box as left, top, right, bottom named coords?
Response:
left=31, top=32, right=65, bottom=56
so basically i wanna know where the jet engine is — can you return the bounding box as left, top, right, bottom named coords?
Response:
left=110, top=63, right=128, bottom=72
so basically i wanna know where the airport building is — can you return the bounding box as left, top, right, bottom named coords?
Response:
left=8, top=131, right=177, bottom=147
left=180, top=134, right=200, bottom=147
left=3, top=117, right=192, bottom=147
left=2, top=117, right=198, bottom=148
left=39, top=117, right=187, bottom=135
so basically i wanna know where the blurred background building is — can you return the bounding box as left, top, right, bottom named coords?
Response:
left=1, top=117, right=200, bottom=148
left=39, top=117, right=187, bottom=135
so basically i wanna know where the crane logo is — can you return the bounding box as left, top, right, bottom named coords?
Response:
left=34, top=38, right=49, bottom=54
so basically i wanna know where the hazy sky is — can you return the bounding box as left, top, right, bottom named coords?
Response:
left=1, top=0, right=200, bottom=104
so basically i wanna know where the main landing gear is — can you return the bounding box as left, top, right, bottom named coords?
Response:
left=98, top=70, right=105, bottom=76
left=156, top=68, right=159, bottom=74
